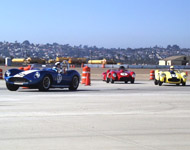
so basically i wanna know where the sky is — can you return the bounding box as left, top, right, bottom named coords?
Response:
left=0, top=0, right=189, bottom=48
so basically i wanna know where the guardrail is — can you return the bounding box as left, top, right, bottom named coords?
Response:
left=84, top=64, right=190, bottom=69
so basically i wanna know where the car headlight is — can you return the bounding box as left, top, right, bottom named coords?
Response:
left=183, top=75, right=187, bottom=79
left=161, top=73, right=166, bottom=77
left=132, top=74, right=136, bottom=78
left=112, top=73, right=116, bottom=77
left=5, top=70, right=11, bottom=77
left=34, top=72, right=40, bottom=78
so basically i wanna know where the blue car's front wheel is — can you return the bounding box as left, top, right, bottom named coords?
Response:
left=39, top=75, right=51, bottom=91
left=6, top=82, right=19, bottom=91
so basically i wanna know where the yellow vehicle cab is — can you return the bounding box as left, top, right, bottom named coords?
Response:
left=154, top=67, right=187, bottom=86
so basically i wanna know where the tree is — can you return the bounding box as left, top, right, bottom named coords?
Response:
left=167, top=45, right=172, bottom=50
left=172, top=45, right=180, bottom=50
left=22, top=40, right=30, bottom=45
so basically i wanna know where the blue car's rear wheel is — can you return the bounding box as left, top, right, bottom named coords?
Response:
left=39, top=76, right=51, bottom=91
left=69, top=76, right=79, bottom=91
left=6, top=82, right=19, bottom=91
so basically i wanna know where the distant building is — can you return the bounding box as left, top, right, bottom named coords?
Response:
left=159, top=55, right=190, bottom=66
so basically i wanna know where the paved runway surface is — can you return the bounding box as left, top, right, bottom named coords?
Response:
left=0, top=80, right=190, bottom=150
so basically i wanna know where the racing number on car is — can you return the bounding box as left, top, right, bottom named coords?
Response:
left=57, top=74, right=62, bottom=84
left=171, top=74, right=176, bottom=77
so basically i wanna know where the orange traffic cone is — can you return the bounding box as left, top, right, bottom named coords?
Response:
left=149, top=70, right=155, bottom=80
left=85, top=72, right=91, bottom=86
left=81, top=66, right=90, bottom=84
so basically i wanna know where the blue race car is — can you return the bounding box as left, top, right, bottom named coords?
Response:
left=4, top=63, right=80, bottom=91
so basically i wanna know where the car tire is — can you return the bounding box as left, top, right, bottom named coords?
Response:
left=130, top=79, right=135, bottom=84
left=154, top=79, right=158, bottom=85
left=159, top=81, right=163, bottom=86
left=182, top=82, right=186, bottom=86
left=176, top=83, right=180, bottom=86
left=106, top=77, right=110, bottom=83
left=110, top=78, right=114, bottom=84
left=125, top=81, right=128, bottom=84
left=69, top=76, right=79, bottom=91
left=39, top=75, right=51, bottom=91
left=6, top=82, right=19, bottom=91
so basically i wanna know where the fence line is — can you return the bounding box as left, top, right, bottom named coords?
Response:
left=84, top=64, right=190, bottom=69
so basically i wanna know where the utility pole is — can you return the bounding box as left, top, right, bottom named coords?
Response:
left=90, top=50, right=92, bottom=64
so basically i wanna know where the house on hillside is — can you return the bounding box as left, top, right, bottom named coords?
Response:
left=159, top=55, right=190, bottom=66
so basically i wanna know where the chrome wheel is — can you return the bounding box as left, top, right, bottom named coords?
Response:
left=43, top=76, right=51, bottom=89
left=39, top=76, right=51, bottom=91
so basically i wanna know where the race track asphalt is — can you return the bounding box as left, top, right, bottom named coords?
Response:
left=0, top=79, right=190, bottom=150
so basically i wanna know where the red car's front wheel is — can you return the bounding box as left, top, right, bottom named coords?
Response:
left=110, top=78, right=114, bottom=84
left=131, top=79, right=135, bottom=84
left=106, top=77, right=110, bottom=83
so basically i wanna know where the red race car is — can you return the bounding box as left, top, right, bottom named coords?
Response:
left=102, top=66, right=136, bottom=84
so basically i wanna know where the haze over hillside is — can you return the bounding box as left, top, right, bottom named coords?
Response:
left=0, top=40, right=190, bottom=65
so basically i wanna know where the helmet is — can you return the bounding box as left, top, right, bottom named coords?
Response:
left=119, top=66, right=125, bottom=70
left=55, top=62, right=61, bottom=66
left=170, top=66, right=174, bottom=69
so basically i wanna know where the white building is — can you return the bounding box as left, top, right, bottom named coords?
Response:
left=159, top=55, right=190, bottom=66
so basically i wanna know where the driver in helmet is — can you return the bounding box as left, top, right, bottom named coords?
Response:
left=119, top=66, right=126, bottom=72
left=169, top=66, right=175, bottom=73
left=53, top=62, right=62, bottom=73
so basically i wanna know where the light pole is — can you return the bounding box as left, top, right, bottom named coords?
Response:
left=90, top=50, right=92, bottom=64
